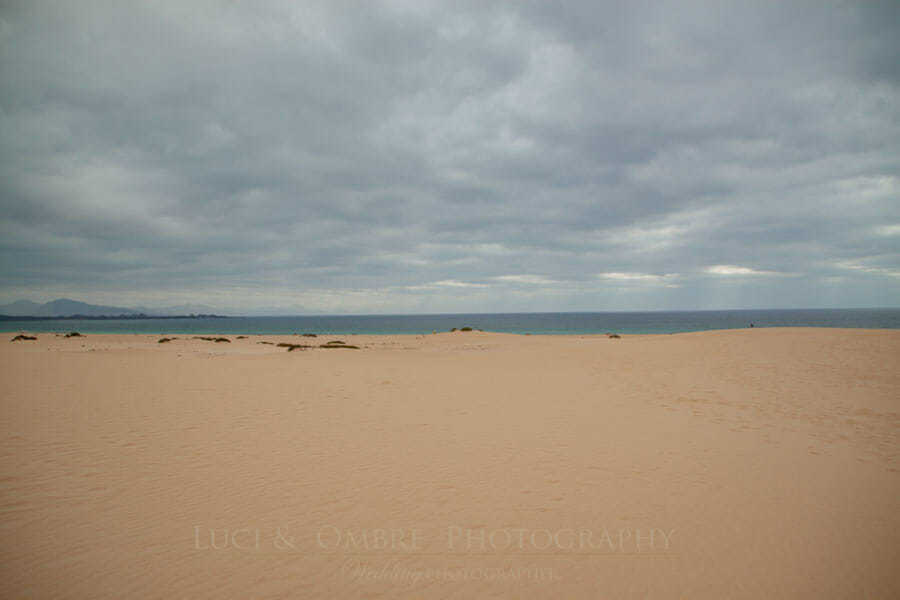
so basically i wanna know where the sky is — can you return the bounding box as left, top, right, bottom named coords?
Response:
left=1, top=0, right=898, bottom=315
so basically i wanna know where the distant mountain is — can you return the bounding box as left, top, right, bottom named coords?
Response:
left=0, top=300, right=44, bottom=315
left=0, top=298, right=144, bottom=317
left=0, top=298, right=229, bottom=317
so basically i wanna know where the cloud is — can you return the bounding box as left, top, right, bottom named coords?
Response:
left=430, top=280, right=490, bottom=288
left=836, top=261, right=900, bottom=279
left=704, top=266, right=785, bottom=277
left=597, top=272, right=676, bottom=282
left=0, top=0, right=898, bottom=312
left=493, top=275, right=556, bottom=285
left=874, top=225, right=900, bottom=237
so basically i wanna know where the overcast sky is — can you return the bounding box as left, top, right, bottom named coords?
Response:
left=1, top=1, right=898, bottom=314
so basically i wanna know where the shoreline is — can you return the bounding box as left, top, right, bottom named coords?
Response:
left=2, top=308, right=898, bottom=337
left=6, top=325, right=900, bottom=341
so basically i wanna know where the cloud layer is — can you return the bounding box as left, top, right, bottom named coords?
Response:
left=1, top=0, right=898, bottom=313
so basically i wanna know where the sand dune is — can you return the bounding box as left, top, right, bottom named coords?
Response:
left=1, top=328, right=898, bottom=598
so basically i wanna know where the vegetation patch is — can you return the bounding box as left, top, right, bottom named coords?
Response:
left=278, top=343, right=312, bottom=352
left=65, top=332, right=82, bottom=337
left=158, top=337, right=176, bottom=343
left=11, top=335, right=37, bottom=342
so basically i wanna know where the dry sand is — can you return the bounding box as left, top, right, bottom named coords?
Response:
left=1, top=328, right=898, bottom=598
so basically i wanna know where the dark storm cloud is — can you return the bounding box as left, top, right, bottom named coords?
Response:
left=0, top=0, right=898, bottom=313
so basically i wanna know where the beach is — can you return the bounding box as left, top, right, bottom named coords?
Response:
left=1, top=328, right=898, bottom=598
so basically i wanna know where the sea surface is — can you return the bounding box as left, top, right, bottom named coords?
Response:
left=3, top=308, right=900, bottom=336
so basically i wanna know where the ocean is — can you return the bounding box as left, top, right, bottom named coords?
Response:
left=2, top=308, right=899, bottom=336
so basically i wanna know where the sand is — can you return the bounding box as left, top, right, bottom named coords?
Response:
left=1, top=328, right=898, bottom=598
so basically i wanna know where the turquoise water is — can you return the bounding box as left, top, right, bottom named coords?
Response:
left=2, top=309, right=899, bottom=335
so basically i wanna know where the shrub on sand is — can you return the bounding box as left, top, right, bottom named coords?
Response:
left=277, top=343, right=312, bottom=352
